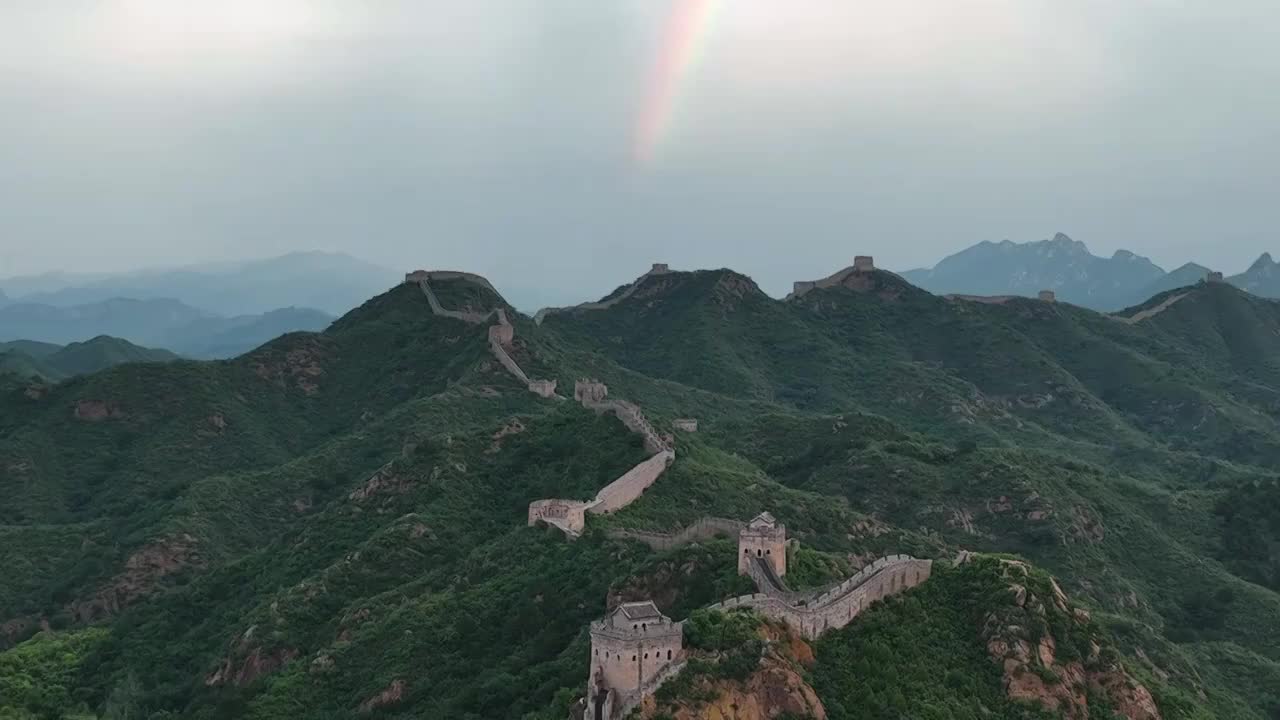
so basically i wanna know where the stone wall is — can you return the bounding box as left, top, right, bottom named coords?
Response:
left=672, top=418, right=698, bottom=433
left=854, top=255, right=875, bottom=271
left=708, top=555, right=933, bottom=640
left=534, top=264, right=672, bottom=325
left=589, top=451, right=675, bottom=515
left=605, top=517, right=744, bottom=551
left=787, top=256, right=879, bottom=300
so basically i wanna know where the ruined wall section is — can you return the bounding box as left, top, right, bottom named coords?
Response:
left=605, top=517, right=745, bottom=551
left=534, top=263, right=673, bottom=325
left=708, top=555, right=933, bottom=640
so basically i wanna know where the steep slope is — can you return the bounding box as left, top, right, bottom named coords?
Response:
left=1129, top=262, right=1213, bottom=306
left=901, top=233, right=1166, bottom=310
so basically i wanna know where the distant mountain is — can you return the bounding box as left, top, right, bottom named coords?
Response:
left=4, top=251, right=395, bottom=316
left=1125, top=262, right=1213, bottom=308
left=0, top=298, right=333, bottom=359
left=160, top=307, right=335, bottom=358
left=0, top=336, right=177, bottom=381
left=1229, top=252, right=1280, bottom=297
left=900, top=233, right=1167, bottom=309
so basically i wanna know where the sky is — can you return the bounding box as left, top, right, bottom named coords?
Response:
left=2, top=0, right=1279, bottom=300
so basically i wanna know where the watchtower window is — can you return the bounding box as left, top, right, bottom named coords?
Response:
left=644, top=653, right=649, bottom=659
left=757, top=549, right=762, bottom=557
left=765, top=549, right=771, bottom=555
left=667, top=649, right=672, bottom=660
left=641, top=623, right=647, bottom=631
left=632, top=655, right=636, bottom=661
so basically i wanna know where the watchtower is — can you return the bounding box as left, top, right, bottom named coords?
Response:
left=738, top=512, right=787, bottom=577
left=575, top=379, right=609, bottom=406
left=404, top=270, right=429, bottom=284
left=1208, top=271, right=1225, bottom=283
left=650, top=263, right=671, bottom=275
left=1038, top=290, right=1057, bottom=302
left=488, top=323, right=514, bottom=346
left=585, top=601, right=683, bottom=720
left=853, top=256, right=875, bottom=272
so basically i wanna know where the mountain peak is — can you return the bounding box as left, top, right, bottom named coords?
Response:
left=1248, top=252, right=1275, bottom=272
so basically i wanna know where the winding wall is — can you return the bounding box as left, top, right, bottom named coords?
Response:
left=708, top=555, right=933, bottom=640
left=412, top=274, right=558, bottom=398
left=533, top=264, right=672, bottom=325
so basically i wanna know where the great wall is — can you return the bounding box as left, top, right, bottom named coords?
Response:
left=406, top=266, right=935, bottom=720
left=533, top=263, right=673, bottom=325
left=405, top=269, right=685, bottom=538
left=581, top=513, right=932, bottom=720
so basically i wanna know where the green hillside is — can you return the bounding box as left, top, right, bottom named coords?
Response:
left=3, top=269, right=1280, bottom=719
left=0, top=337, right=178, bottom=383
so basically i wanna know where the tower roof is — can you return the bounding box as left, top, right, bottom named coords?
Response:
left=748, top=511, right=777, bottom=529
left=617, top=601, right=663, bottom=621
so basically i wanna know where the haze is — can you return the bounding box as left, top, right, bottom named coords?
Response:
left=3, top=1, right=1278, bottom=301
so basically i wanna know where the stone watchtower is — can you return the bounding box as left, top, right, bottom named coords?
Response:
left=585, top=601, right=684, bottom=720
left=738, top=512, right=787, bottom=577
left=575, top=379, right=609, bottom=406
left=853, top=256, right=875, bottom=272
left=1038, top=290, right=1057, bottom=302
left=1208, top=271, right=1225, bottom=283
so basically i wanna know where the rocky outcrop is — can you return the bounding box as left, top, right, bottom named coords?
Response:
left=983, top=559, right=1161, bottom=720
left=637, top=623, right=826, bottom=720
left=68, top=534, right=202, bottom=623
left=73, top=399, right=126, bottom=421
left=359, top=679, right=406, bottom=713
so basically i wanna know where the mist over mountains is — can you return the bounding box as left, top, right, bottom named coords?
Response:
left=1, top=251, right=395, bottom=317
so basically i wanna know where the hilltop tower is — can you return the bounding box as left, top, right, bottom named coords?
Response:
left=1208, top=271, right=1225, bottom=283
left=404, top=270, right=428, bottom=284
left=650, top=263, right=671, bottom=275
left=585, top=601, right=684, bottom=720
left=738, top=512, right=787, bottom=577
left=1038, top=290, right=1057, bottom=302
left=853, top=256, right=875, bottom=272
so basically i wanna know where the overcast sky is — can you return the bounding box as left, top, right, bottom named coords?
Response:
left=2, top=1, right=1278, bottom=298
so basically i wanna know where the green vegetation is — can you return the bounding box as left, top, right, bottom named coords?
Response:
left=4, top=269, right=1280, bottom=718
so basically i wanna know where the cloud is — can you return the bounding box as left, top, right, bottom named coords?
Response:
left=1, top=0, right=1279, bottom=301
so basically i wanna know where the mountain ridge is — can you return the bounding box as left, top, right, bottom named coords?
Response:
left=3, top=264, right=1280, bottom=718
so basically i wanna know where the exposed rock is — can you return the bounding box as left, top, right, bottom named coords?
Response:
left=68, top=534, right=201, bottom=622
left=206, top=646, right=300, bottom=687
left=981, top=558, right=1162, bottom=720
left=359, top=679, right=406, bottom=713
left=73, top=399, right=126, bottom=421
left=488, top=417, right=526, bottom=453
left=636, top=621, right=824, bottom=720
left=348, top=464, right=410, bottom=502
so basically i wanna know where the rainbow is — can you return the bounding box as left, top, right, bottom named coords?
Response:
left=633, top=0, right=724, bottom=166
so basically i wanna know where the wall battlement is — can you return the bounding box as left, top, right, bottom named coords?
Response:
left=787, top=255, right=881, bottom=299
left=605, top=517, right=744, bottom=551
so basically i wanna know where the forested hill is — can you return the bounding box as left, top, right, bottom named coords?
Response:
left=3, top=266, right=1280, bottom=719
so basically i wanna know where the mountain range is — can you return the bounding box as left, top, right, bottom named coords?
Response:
left=1, top=251, right=397, bottom=317
left=901, top=232, right=1280, bottom=310
left=0, top=337, right=177, bottom=382
left=3, top=262, right=1280, bottom=719
left=0, top=298, right=333, bottom=359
